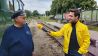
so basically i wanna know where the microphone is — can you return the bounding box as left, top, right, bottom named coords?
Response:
left=42, top=27, right=49, bottom=32
left=37, top=24, right=49, bottom=32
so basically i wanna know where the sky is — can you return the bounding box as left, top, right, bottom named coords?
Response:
left=22, top=0, right=52, bottom=14
left=96, top=0, right=98, bottom=5
left=22, top=0, right=98, bottom=14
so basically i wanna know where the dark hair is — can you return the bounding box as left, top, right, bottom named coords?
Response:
left=11, top=10, right=24, bottom=19
left=69, top=9, right=80, bottom=19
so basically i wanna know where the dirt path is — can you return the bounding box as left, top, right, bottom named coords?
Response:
left=29, top=19, right=64, bottom=56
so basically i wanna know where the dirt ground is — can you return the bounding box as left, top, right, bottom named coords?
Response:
left=29, top=19, right=64, bottom=56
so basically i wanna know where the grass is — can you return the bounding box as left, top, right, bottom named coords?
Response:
left=88, top=25, right=98, bottom=31
left=33, top=16, right=57, bottom=22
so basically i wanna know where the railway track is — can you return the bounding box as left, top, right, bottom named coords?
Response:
left=41, top=22, right=63, bottom=48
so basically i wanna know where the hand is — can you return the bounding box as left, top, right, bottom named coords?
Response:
left=37, top=24, right=43, bottom=29
left=32, top=52, right=36, bottom=56
left=42, top=27, right=50, bottom=32
left=47, top=31, right=51, bottom=36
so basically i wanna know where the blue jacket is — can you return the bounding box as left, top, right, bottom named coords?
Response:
left=0, top=24, right=34, bottom=56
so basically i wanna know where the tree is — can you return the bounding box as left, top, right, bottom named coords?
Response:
left=25, top=10, right=32, bottom=18
left=45, top=11, right=50, bottom=16
left=50, top=0, right=57, bottom=15
left=9, top=1, right=14, bottom=11
left=32, top=10, right=40, bottom=17
left=50, top=0, right=97, bottom=15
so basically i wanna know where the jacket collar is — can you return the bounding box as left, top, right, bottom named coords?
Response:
left=69, top=20, right=81, bottom=27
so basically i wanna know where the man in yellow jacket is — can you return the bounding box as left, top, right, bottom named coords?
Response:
left=49, top=9, right=90, bottom=56
left=37, top=9, right=90, bottom=56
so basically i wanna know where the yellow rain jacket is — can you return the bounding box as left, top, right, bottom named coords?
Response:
left=49, top=21, right=90, bottom=54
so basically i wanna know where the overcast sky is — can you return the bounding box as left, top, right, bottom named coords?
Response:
left=22, top=0, right=52, bottom=14
left=96, top=0, right=98, bottom=5
left=22, top=0, right=98, bottom=14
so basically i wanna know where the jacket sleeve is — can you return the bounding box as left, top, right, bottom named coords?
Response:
left=49, top=25, right=66, bottom=37
left=78, top=26, right=90, bottom=54
left=0, top=30, right=10, bottom=56
left=32, top=39, right=34, bottom=52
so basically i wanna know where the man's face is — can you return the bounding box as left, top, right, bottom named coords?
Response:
left=15, top=16, right=26, bottom=25
left=67, top=12, right=78, bottom=23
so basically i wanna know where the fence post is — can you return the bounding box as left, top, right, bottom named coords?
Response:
left=96, top=9, right=98, bottom=22
left=91, top=9, right=93, bottom=22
